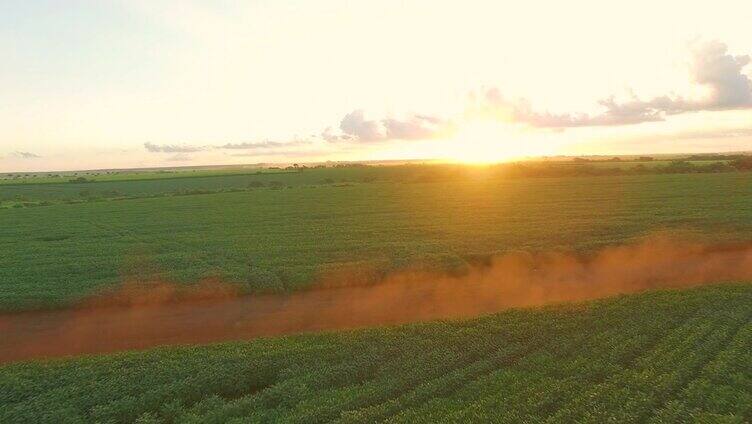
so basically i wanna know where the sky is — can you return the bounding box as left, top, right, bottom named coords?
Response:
left=1, top=0, right=752, bottom=172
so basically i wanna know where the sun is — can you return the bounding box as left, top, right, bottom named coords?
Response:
left=371, top=119, right=557, bottom=164
left=443, top=121, right=535, bottom=164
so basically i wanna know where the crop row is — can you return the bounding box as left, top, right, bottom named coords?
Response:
left=2, top=283, right=751, bottom=423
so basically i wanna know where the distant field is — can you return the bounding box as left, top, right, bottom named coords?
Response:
left=0, top=167, right=270, bottom=185
left=0, top=166, right=425, bottom=204
left=568, top=159, right=728, bottom=169
left=0, top=158, right=739, bottom=203
left=2, top=283, right=750, bottom=422
left=1, top=166, right=752, bottom=311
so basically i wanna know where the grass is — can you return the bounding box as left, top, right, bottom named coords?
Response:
left=1, top=282, right=750, bottom=423
left=2, top=168, right=752, bottom=311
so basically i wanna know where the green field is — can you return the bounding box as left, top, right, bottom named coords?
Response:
left=2, top=283, right=751, bottom=423
left=3, top=164, right=752, bottom=422
left=0, top=167, right=365, bottom=203
left=2, top=167, right=752, bottom=311
left=0, top=158, right=741, bottom=205
left=0, top=166, right=272, bottom=185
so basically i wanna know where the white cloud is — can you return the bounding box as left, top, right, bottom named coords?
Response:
left=336, top=109, right=449, bottom=142
left=220, top=140, right=307, bottom=150
left=477, top=40, right=752, bottom=128
left=688, top=39, right=752, bottom=109
left=144, top=142, right=207, bottom=153
left=140, top=39, right=751, bottom=156
left=320, top=127, right=355, bottom=143
left=11, top=151, right=41, bottom=159
left=144, top=139, right=315, bottom=156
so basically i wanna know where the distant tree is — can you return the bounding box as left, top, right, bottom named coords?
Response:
left=69, top=176, right=91, bottom=183
left=665, top=160, right=695, bottom=173
left=731, top=156, right=752, bottom=171
left=631, top=164, right=646, bottom=172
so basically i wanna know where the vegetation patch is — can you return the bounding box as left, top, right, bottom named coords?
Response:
left=1, top=283, right=750, bottom=422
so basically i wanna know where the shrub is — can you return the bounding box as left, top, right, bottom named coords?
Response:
left=69, top=176, right=91, bottom=183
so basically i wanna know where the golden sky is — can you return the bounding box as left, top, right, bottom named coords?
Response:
left=1, top=0, right=752, bottom=171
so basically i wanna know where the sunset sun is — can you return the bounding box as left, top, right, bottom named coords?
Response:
left=446, top=121, right=554, bottom=164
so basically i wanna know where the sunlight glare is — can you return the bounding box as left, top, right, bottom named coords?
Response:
left=445, top=121, right=547, bottom=164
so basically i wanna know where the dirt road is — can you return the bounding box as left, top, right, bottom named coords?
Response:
left=3, top=236, right=752, bottom=364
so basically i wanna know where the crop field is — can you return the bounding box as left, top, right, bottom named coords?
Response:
left=2, top=167, right=752, bottom=311
left=0, top=167, right=259, bottom=185
left=0, top=158, right=741, bottom=204
left=3, top=164, right=752, bottom=423
left=1, top=283, right=751, bottom=422
left=0, top=167, right=372, bottom=203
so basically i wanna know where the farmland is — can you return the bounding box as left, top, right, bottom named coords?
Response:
left=3, top=163, right=752, bottom=422
left=2, top=166, right=752, bottom=311
left=1, top=283, right=751, bottom=422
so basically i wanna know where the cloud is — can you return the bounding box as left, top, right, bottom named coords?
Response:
left=320, top=127, right=355, bottom=143
left=220, top=140, right=307, bottom=150
left=144, top=142, right=207, bottom=153
left=145, top=140, right=313, bottom=155
left=12, top=151, right=41, bottom=159
left=339, top=110, right=387, bottom=142
left=688, top=39, right=752, bottom=109
left=142, top=39, right=750, bottom=154
left=335, top=109, right=449, bottom=142
left=478, top=40, right=752, bottom=128
left=477, top=90, right=665, bottom=128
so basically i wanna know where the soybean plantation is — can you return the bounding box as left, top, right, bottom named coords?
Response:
left=2, top=168, right=752, bottom=311
left=1, top=283, right=751, bottom=423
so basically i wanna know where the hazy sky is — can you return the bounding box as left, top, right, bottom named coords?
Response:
left=2, top=0, right=752, bottom=171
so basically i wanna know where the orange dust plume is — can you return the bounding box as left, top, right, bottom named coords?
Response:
left=2, top=235, right=752, bottom=364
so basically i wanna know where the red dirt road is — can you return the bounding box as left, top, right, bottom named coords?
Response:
left=0, top=282, right=510, bottom=364
left=3, top=236, right=752, bottom=364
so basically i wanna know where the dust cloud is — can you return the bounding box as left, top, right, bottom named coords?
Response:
left=2, top=235, right=752, bottom=364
